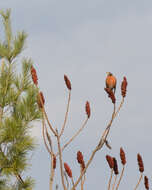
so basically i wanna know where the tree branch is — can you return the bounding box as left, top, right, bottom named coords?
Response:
left=56, top=117, right=88, bottom=157
left=56, top=131, right=67, bottom=190
left=59, top=91, right=71, bottom=137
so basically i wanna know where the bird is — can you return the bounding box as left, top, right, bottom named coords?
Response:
left=105, top=72, right=117, bottom=94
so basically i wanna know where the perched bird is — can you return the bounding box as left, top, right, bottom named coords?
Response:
left=106, top=72, right=117, bottom=94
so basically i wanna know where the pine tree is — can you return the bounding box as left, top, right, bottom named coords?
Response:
left=0, top=9, right=41, bottom=190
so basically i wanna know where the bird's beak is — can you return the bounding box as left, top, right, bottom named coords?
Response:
left=106, top=72, right=109, bottom=75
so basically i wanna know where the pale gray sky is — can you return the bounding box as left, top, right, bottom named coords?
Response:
left=1, top=1, right=152, bottom=189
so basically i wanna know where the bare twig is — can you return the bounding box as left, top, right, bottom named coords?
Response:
left=56, top=117, right=88, bottom=157
left=42, top=114, right=56, bottom=190
left=46, top=128, right=53, bottom=152
left=100, top=97, right=124, bottom=150
left=50, top=158, right=55, bottom=190
left=134, top=174, right=143, bottom=190
left=42, top=113, right=56, bottom=190
left=59, top=91, right=71, bottom=137
left=38, top=92, right=57, bottom=136
left=115, top=166, right=125, bottom=190
left=114, top=98, right=124, bottom=119
left=42, top=113, right=53, bottom=156
left=71, top=177, right=75, bottom=190
left=81, top=174, right=86, bottom=190
left=96, top=103, right=116, bottom=151
left=105, top=140, right=112, bottom=149
left=107, top=169, right=113, bottom=190
left=64, top=172, right=69, bottom=190
left=56, top=131, right=67, bottom=190
left=111, top=175, right=117, bottom=190
left=42, top=107, right=57, bottom=136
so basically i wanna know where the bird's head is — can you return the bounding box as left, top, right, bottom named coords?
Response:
left=106, top=72, right=112, bottom=76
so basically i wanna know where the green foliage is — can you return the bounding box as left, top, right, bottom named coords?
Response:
left=0, top=9, right=42, bottom=189
left=12, top=32, right=27, bottom=59
left=0, top=9, right=27, bottom=61
left=14, top=177, right=35, bottom=190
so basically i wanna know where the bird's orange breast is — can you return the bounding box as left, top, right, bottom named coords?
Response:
left=106, top=76, right=117, bottom=89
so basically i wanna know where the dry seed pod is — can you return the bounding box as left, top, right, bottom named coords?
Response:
left=77, top=151, right=85, bottom=170
left=120, top=147, right=126, bottom=165
left=77, top=151, right=84, bottom=164
left=64, top=75, right=71, bottom=90
left=137, top=153, right=144, bottom=173
left=85, top=101, right=91, bottom=118
left=64, top=163, right=72, bottom=178
left=144, top=176, right=149, bottom=190
left=113, top=157, right=119, bottom=175
left=37, top=92, right=45, bottom=108
left=104, top=88, right=116, bottom=104
left=31, top=66, right=38, bottom=85
left=106, top=155, right=114, bottom=169
left=121, top=77, right=128, bottom=98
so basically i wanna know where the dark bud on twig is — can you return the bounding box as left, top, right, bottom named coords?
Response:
left=120, top=147, right=126, bottom=165
left=31, top=66, right=38, bottom=85
left=37, top=91, right=45, bottom=108
left=121, top=77, right=128, bottom=98
left=113, top=157, right=119, bottom=175
left=77, top=151, right=85, bottom=170
left=53, top=155, right=56, bottom=169
left=64, top=75, right=71, bottom=90
left=144, top=176, right=149, bottom=190
left=85, top=101, right=91, bottom=118
left=137, top=153, right=144, bottom=173
left=104, top=88, right=116, bottom=104
left=56, top=184, right=59, bottom=190
left=64, top=163, right=72, bottom=178
left=106, top=155, right=114, bottom=169
left=105, top=140, right=112, bottom=149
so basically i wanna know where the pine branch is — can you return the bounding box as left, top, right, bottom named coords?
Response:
left=0, top=10, right=42, bottom=189
left=0, top=9, right=12, bottom=54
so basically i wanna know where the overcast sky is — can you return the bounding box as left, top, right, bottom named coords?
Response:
left=1, top=1, right=152, bottom=189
